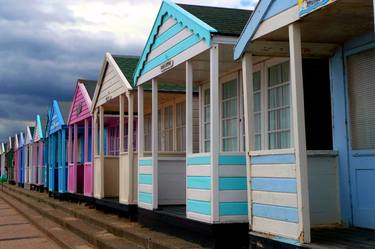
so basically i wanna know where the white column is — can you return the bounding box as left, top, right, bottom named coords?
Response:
left=119, top=94, right=125, bottom=153
left=241, top=53, right=254, bottom=228
left=127, top=92, right=134, bottom=203
left=151, top=79, right=158, bottom=210
left=93, top=109, right=98, bottom=157
left=289, top=22, right=311, bottom=243
left=99, top=106, right=105, bottom=198
left=186, top=61, right=193, bottom=155
left=210, top=44, right=220, bottom=222
left=138, top=86, right=144, bottom=158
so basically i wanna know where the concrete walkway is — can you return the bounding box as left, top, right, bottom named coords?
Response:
left=0, top=197, right=61, bottom=249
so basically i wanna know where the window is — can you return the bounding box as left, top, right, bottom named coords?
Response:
left=164, top=106, right=173, bottom=151
left=176, top=102, right=186, bottom=152
left=222, top=79, right=238, bottom=152
left=108, top=126, right=119, bottom=155
left=203, top=88, right=210, bottom=152
left=267, top=61, right=291, bottom=150
left=253, top=71, right=262, bottom=150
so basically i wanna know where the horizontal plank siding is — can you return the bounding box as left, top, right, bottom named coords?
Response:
left=251, top=154, right=296, bottom=165
left=97, top=63, right=126, bottom=107
left=187, top=199, right=211, bottom=216
left=253, top=203, right=299, bottom=223
left=138, top=157, right=153, bottom=209
left=69, top=84, right=91, bottom=124
left=252, top=178, right=297, bottom=193
left=187, top=176, right=211, bottom=190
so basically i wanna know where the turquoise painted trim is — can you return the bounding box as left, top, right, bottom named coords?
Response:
left=139, top=192, right=152, bottom=204
left=49, top=100, right=66, bottom=135
left=219, top=202, right=248, bottom=216
left=219, top=177, right=247, bottom=190
left=253, top=203, right=299, bottom=223
left=233, top=0, right=273, bottom=60
left=251, top=154, right=295, bottom=165
left=187, top=176, right=211, bottom=190
left=273, top=236, right=301, bottom=246
left=152, top=22, right=185, bottom=50
left=139, top=174, right=153, bottom=185
left=330, top=47, right=352, bottom=226
left=187, top=199, right=211, bottom=216
left=252, top=177, right=297, bottom=193
left=187, top=155, right=211, bottom=165
left=36, top=115, right=43, bottom=139
left=134, top=0, right=216, bottom=85
left=139, top=159, right=152, bottom=166
left=219, top=155, right=246, bottom=165
left=143, top=34, right=201, bottom=74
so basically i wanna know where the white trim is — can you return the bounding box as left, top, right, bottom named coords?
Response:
left=252, top=191, right=298, bottom=208
left=289, top=23, right=310, bottom=243
left=158, top=17, right=177, bottom=36
left=138, top=40, right=209, bottom=85
left=219, top=190, right=247, bottom=202
left=139, top=184, right=153, bottom=193
left=187, top=189, right=211, bottom=202
left=252, top=216, right=300, bottom=240
left=107, top=53, right=133, bottom=90
left=139, top=203, right=153, bottom=210
left=138, top=86, right=144, bottom=158
left=187, top=212, right=212, bottom=223
left=186, top=61, right=193, bottom=155
left=252, top=164, right=296, bottom=178
left=187, top=165, right=211, bottom=176
left=212, top=35, right=238, bottom=45
left=151, top=79, right=159, bottom=210
left=139, top=166, right=153, bottom=175
left=249, top=148, right=295, bottom=156
left=148, top=28, right=193, bottom=61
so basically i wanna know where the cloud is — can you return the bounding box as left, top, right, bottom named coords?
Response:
left=0, top=0, right=258, bottom=140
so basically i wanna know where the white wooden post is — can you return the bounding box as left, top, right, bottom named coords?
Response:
left=289, top=22, right=311, bottom=243
left=73, top=123, right=78, bottom=193
left=127, top=92, right=134, bottom=203
left=152, top=79, right=159, bottom=210
left=242, top=53, right=254, bottom=228
left=99, top=106, right=105, bottom=198
left=186, top=61, right=193, bottom=155
left=138, top=86, right=144, bottom=158
left=210, top=44, right=220, bottom=223
left=119, top=94, right=125, bottom=153
left=93, top=109, right=98, bottom=157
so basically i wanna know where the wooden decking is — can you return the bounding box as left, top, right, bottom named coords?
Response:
left=306, top=227, right=375, bottom=249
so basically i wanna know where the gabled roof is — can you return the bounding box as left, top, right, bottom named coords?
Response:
left=177, top=4, right=251, bottom=36
left=234, top=0, right=297, bottom=60
left=25, top=126, right=34, bottom=145
left=112, top=56, right=139, bottom=87
left=18, top=132, right=25, bottom=147
left=46, top=100, right=70, bottom=135
left=78, top=79, right=97, bottom=99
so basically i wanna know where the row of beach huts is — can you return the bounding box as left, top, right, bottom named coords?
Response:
left=0, top=0, right=374, bottom=248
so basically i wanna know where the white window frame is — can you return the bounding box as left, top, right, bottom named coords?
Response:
left=175, top=100, right=186, bottom=152
left=201, top=84, right=211, bottom=153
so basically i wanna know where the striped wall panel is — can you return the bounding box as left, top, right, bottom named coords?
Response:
left=138, top=157, right=153, bottom=209
left=218, top=154, right=248, bottom=222
left=250, top=152, right=301, bottom=240
left=186, top=154, right=211, bottom=221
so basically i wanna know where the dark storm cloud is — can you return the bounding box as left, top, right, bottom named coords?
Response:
left=0, top=0, right=143, bottom=139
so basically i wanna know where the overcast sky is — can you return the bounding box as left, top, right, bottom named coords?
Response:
left=0, top=0, right=258, bottom=141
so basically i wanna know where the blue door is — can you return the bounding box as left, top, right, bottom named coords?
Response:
left=346, top=48, right=375, bottom=229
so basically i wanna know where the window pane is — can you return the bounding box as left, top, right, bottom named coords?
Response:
left=222, top=80, right=238, bottom=152
left=253, top=71, right=262, bottom=151
left=204, top=88, right=211, bottom=152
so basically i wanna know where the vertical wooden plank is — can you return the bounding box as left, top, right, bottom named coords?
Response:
left=210, top=44, right=220, bottom=222
left=68, top=126, right=72, bottom=164
left=138, top=86, right=144, bottom=158
left=99, top=106, right=105, bottom=198
left=61, top=128, right=66, bottom=193
left=73, top=123, right=78, bottom=192
left=119, top=94, right=125, bottom=153
left=186, top=61, right=193, bottom=155
left=84, top=119, right=89, bottom=163
left=289, top=23, right=311, bottom=243
left=242, top=53, right=254, bottom=228
left=93, top=109, right=98, bottom=156
left=127, top=92, right=134, bottom=203
left=152, top=79, right=159, bottom=210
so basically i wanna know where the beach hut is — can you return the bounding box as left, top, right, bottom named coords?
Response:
left=233, top=0, right=375, bottom=247
left=7, top=137, right=15, bottom=184
left=13, top=134, right=19, bottom=185
left=46, top=100, right=70, bottom=195
left=90, top=53, right=140, bottom=213
left=15, top=132, right=25, bottom=187
left=32, top=114, right=47, bottom=191
left=0, top=143, right=5, bottom=176
left=134, top=1, right=252, bottom=246
left=66, top=79, right=96, bottom=200
left=24, top=126, right=34, bottom=189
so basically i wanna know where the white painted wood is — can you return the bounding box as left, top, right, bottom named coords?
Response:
left=242, top=53, right=254, bottom=228
left=252, top=165, right=296, bottom=178
left=127, top=92, right=135, bottom=204
left=253, top=5, right=300, bottom=40
left=148, top=28, right=193, bottom=61
left=119, top=93, right=126, bottom=204
left=186, top=61, right=193, bottom=155
left=119, top=94, right=124, bottom=153
left=187, top=212, right=212, bottom=223
left=219, top=190, right=247, bottom=202
left=139, top=184, right=153, bottom=193
left=139, top=166, right=153, bottom=175
left=98, top=106, right=105, bottom=198
left=252, top=191, right=298, bottom=208
left=220, top=216, right=249, bottom=223
left=249, top=148, right=295, bottom=156
left=138, top=86, right=144, bottom=158
left=212, top=35, right=238, bottom=45
left=210, top=44, right=220, bottom=223
left=139, top=202, right=153, bottom=210
left=158, top=17, right=177, bottom=36
left=107, top=53, right=133, bottom=89
left=152, top=79, right=159, bottom=209
left=219, top=166, right=247, bottom=177
left=289, top=23, right=311, bottom=243
left=253, top=216, right=300, bottom=240
left=187, top=165, right=211, bottom=176
left=138, top=40, right=209, bottom=85
left=187, top=189, right=211, bottom=201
